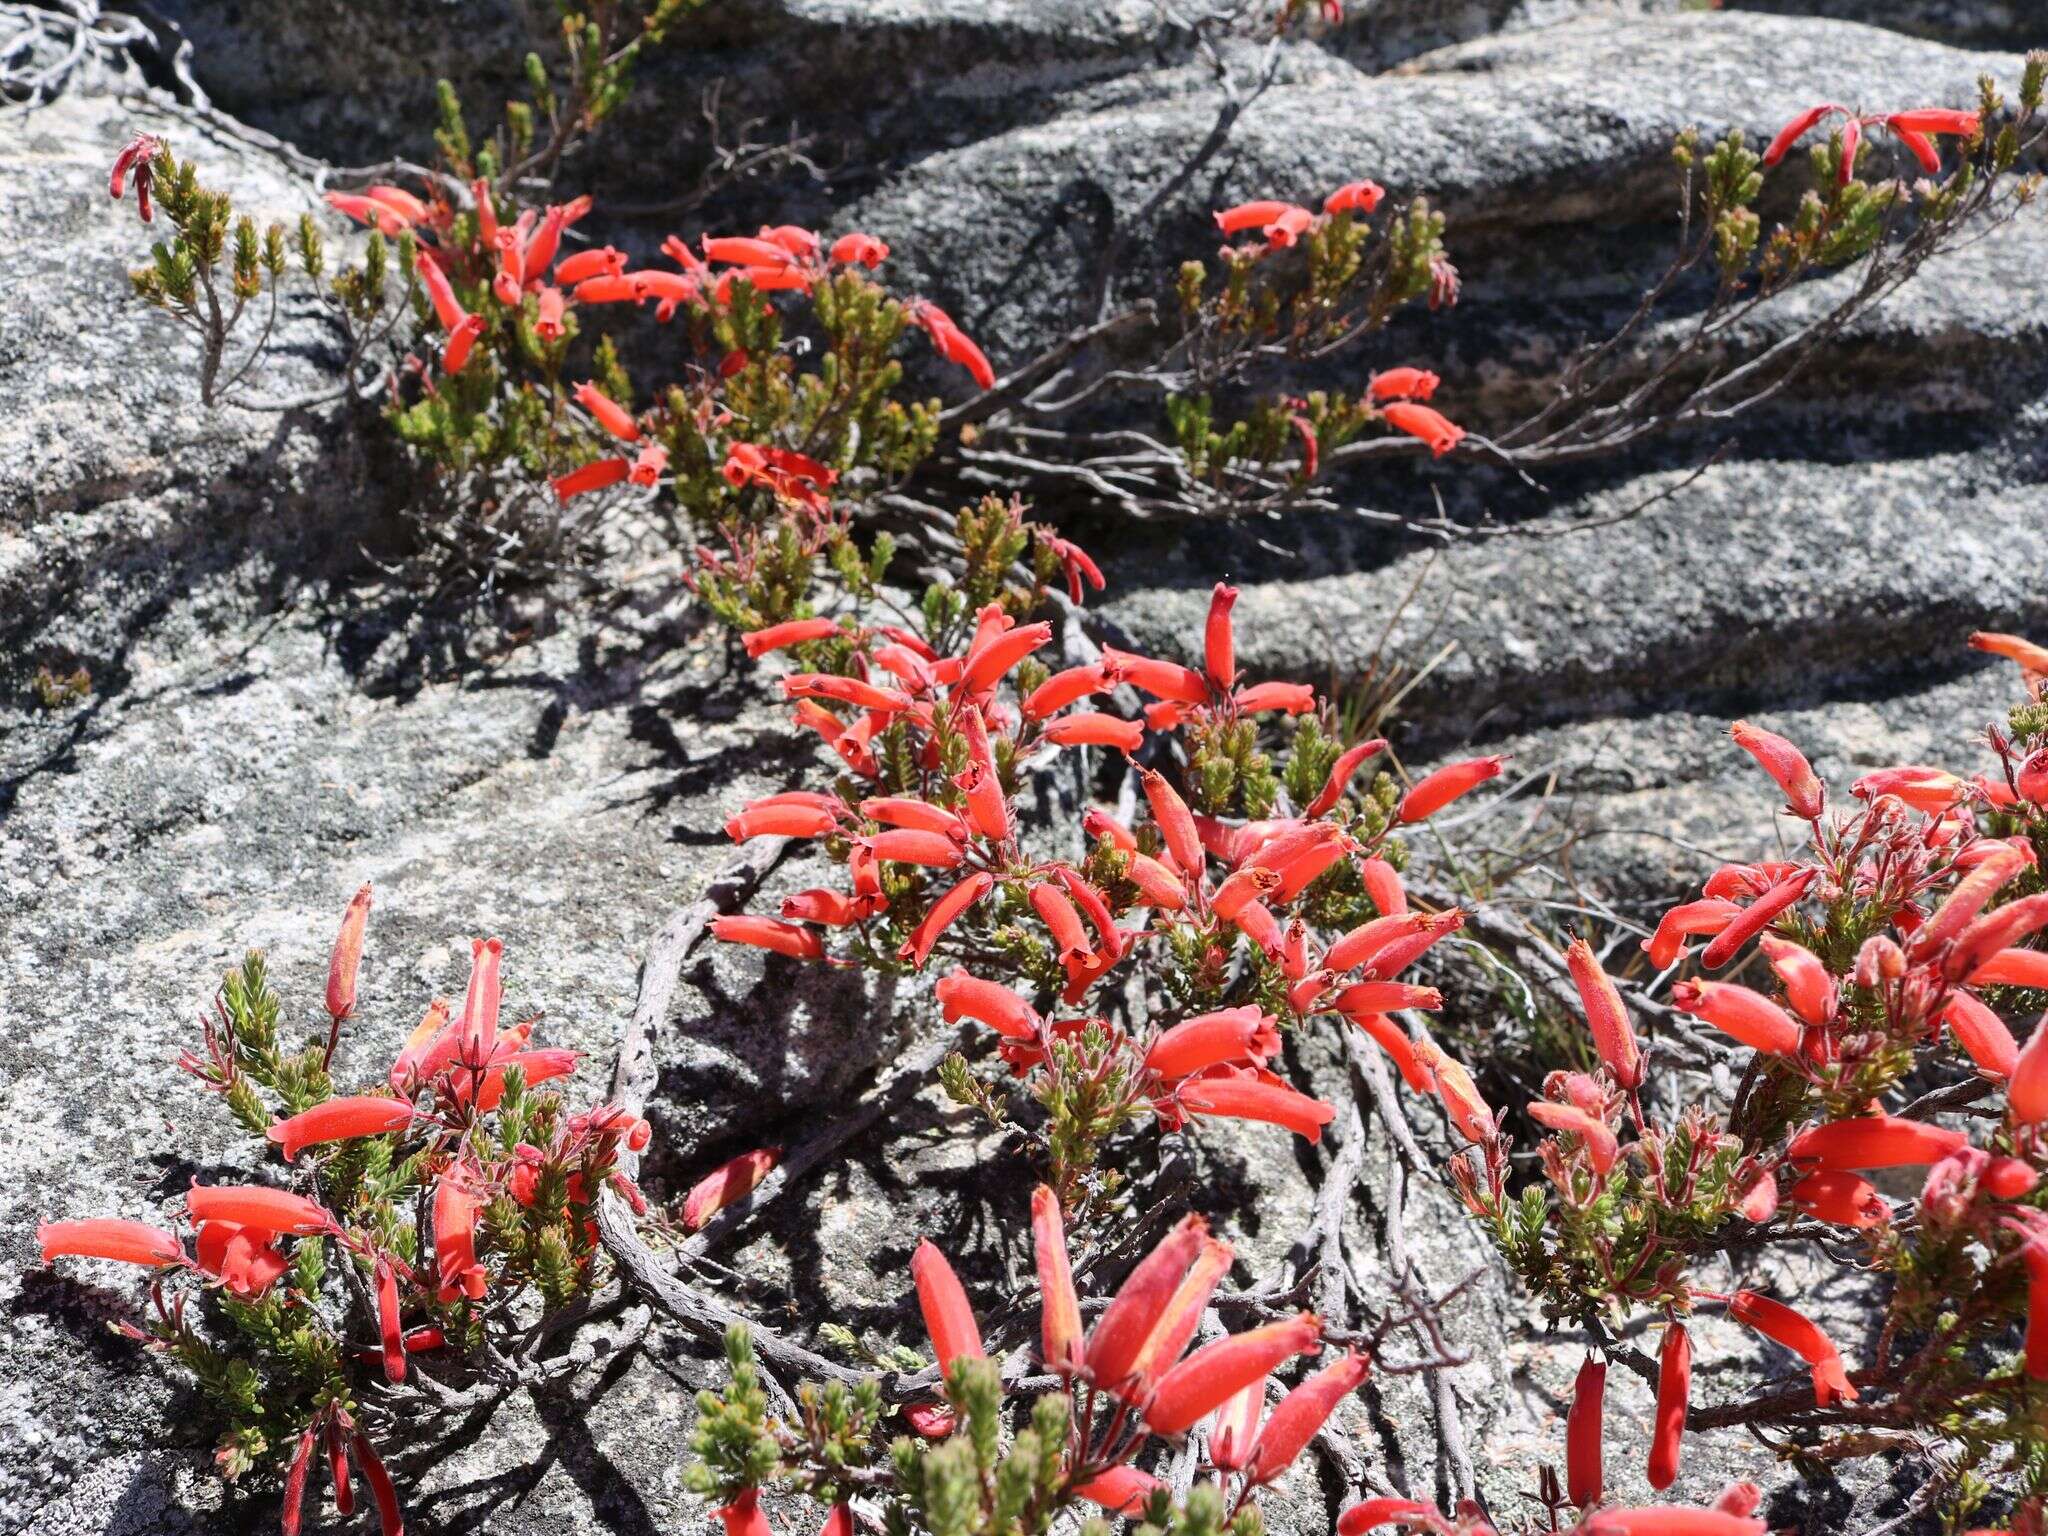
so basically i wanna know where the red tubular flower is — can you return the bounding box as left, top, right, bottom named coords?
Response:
left=534, top=284, right=566, bottom=341
left=1144, top=1314, right=1321, bottom=1434
left=2019, top=752, right=2048, bottom=806
left=783, top=674, right=913, bottom=713
left=1888, top=121, right=1942, bottom=173
left=2013, top=1228, right=2048, bottom=1379
left=721, top=1489, right=776, bottom=1536
left=781, top=889, right=877, bottom=926
left=1669, top=979, right=1802, bottom=1055
left=1305, top=738, right=1387, bottom=817
left=1763, top=103, right=1834, bottom=167
left=954, top=706, right=1013, bottom=843
left=326, top=1418, right=356, bottom=1518
left=1339, top=1009, right=1433, bottom=1093
left=1398, top=755, right=1503, bottom=822
left=442, top=312, right=486, bottom=375
left=553, top=457, right=631, bottom=502
left=1105, top=646, right=1210, bottom=708
left=1947, top=892, right=2048, bottom=980
left=38, top=1218, right=183, bottom=1268
left=870, top=829, right=968, bottom=868
left=415, top=252, right=469, bottom=332
left=1126, top=853, right=1189, bottom=910
left=1073, top=1467, right=1160, bottom=1515
left=1697, top=868, right=1817, bottom=968
left=375, top=1255, right=406, bottom=1383
left=961, top=621, right=1051, bottom=693
left=281, top=1422, right=318, bottom=1536
left=703, top=234, right=798, bottom=267
left=1146, top=1006, right=1279, bottom=1079
left=1211, top=867, right=1281, bottom=922
left=727, top=803, right=841, bottom=840
left=1638, top=897, right=1736, bottom=966
left=1528, top=1101, right=1619, bottom=1176
left=1838, top=115, right=1862, bottom=182
left=1030, top=882, right=1092, bottom=963
left=1214, top=200, right=1301, bottom=234
left=1323, top=180, right=1384, bottom=216
left=684, top=1148, right=782, bottom=1230
left=1041, top=712, right=1144, bottom=751
left=1204, top=583, right=1238, bottom=692
left=1127, top=1237, right=1235, bottom=1388
left=1940, top=991, right=2016, bottom=1078
left=1326, top=911, right=1422, bottom=973
left=457, top=935, right=502, bottom=1064
left=108, top=133, right=163, bottom=220
left=1736, top=1170, right=1779, bottom=1222
left=1918, top=843, right=2032, bottom=960
left=1210, top=1377, right=1266, bottom=1470
left=1329, top=981, right=1441, bottom=1014
left=521, top=204, right=567, bottom=282
left=1852, top=764, right=1965, bottom=815
left=1757, top=934, right=1836, bottom=1026
left=364, top=184, right=429, bottom=225
left=1338, top=1500, right=1443, bottom=1536
left=572, top=380, right=641, bottom=443
left=857, top=799, right=955, bottom=836
left=1648, top=1323, right=1690, bottom=1491
left=1235, top=682, right=1317, bottom=714
left=741, top=617, right=843, bottom=659
left=1567, top=1353, right=1605, bottom=1507
left=1086, top=1214, right=1208, bottom=1385
left=713, top=915, right=827, bottom=960
left=267, top=1096, right=415, bottom=1161
left=1359, top=908, right=1464, bottom=979
left=1728, top=720, right=1824, bottom=821
left=553, top=246, right=626, bottom=285
left=1727, top=1291, right=1856, bottom=1405
left=1262, top=206, right=1315, bottom=246
left=1029, top=1185, right=1084, bottom=1373
left=906, top=299, right=996, bottom=389
left=1786, top=1115, right=1967, bottom=1170
left=187, top=1185, right=333, bottom=1235
left=2013, top=1011, right=2048, bottom=1125
left=937, top=972, right=1041, bottom=1041
left=1886, top=108, right=1981, bottom=137
left=1418, top=1042, right=1493, bottom=1144
left=1023, top=664, right=1112, bottom=720
left=320, top=883, right=372, bottom=1024
left=1139, top=768, right=1206, bottom=873
left=1382, top=402, right=1465, bottom=457
left=1787, top=1169, right=1890, bottom=1228
left=1246, top=1349, right=1370, bottom=1485
left=327, top=191, right=412, bottom=235
left=829, top=231, right=889, bottom=267
left=1368, top=368, right=1438, bottom=402
left=1971, top=630, right=2048, bottom=676
left=898, top=872, right=994, bottom=968
left=1592, top=1511, right=1765, bottom=1536
left=194, top=1221, right=290, bottom=1296
left=434, top=1172, right=489, bottom=1302
left=1567, top=937, right=1641, bottom=1090
left=1181, top=1076, right=1337, bottom=1142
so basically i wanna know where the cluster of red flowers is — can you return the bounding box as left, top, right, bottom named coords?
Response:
left=1213, top=189, right=1466, bottom=458
left=1762, top=102, right=1983, bottom=183
left=711, top=580, right=1509, bottom=1182
left=1440, top=631, right=2048, bottom=1519
left=317, top=185, right=988, bottom=499
left=37, top=889, right=656, bottom=1536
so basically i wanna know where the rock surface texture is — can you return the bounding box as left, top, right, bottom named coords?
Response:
left=3, top=2, right=2044, bottom=1533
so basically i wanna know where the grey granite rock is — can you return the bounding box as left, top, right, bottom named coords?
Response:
left=1728, top=0, right=2041, bottom=51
